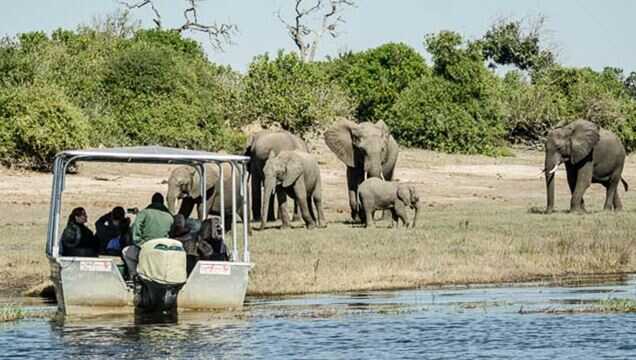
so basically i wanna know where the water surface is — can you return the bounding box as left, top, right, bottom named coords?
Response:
left=2, top=276, right=636, bottom=359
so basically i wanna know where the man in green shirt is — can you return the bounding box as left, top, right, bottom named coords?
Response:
left=123, top=193, right=174, bottom=279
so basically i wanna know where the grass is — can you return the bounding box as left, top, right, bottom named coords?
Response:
left=0, top=222, right=50, bottom=296
left=0, top=305, right=26, bottom=322
left=0, top=304, right=51, bottom=322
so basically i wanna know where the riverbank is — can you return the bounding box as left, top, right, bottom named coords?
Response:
left=1, top=144, right=636, bottom=298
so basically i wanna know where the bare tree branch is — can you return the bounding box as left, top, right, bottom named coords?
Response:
left=119, top=0, right=237, bottom=51
left=277, top=0, right=355, bottom=62
left=119, top=0, right=162, bottom=28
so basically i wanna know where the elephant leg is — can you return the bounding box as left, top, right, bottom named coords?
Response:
left=389, top=208, right=399, bottom=228
left=307, top=194, right=317, bottom=223
left=293, top=181, right=315, bottom=229
left=614, top=187, right=624, bottom=211
left=292, top=201, right=301, bottom=222
left=313, top=191, right=327, bottom=228
left=277, top=191, right=291, bottom=228
left=566, top=164, right=585, bottom=212
left=571, top=164, right=593, bottom=213
left=251, top=171, right=263, bottom=222
left=347, top=167, right=364, bottom=222
left=604, top=176, right=622, bottom=211
left=178, top=197, right=195, bottom=219
left=267, top=193, right=277, bottom=222
left=362, top=206, right=373, bottom=228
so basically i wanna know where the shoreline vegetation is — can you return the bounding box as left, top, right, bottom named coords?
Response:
left=2, top=146, right=635, bottom=301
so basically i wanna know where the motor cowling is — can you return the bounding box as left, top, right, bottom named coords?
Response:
left=136, top=238, right=187, bottom=311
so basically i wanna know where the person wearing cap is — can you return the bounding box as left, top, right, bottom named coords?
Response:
left=122, top=193, right=174, bottom=279
left=95, top=206, right=131, bottom=256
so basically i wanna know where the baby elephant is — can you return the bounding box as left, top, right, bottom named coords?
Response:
left=261, top=150, right=326, bottom=230
left=357, top=178, right=421, bottom=228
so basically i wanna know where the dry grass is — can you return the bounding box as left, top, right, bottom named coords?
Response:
left=248, top=204, right=636, bottom=295
left=1, top=144, right=636, bottom=298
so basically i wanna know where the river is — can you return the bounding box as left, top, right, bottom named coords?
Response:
left=2, top=275, right=636, bottom=359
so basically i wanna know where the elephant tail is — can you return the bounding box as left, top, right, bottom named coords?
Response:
left=622, top=178, right=629, bottom=192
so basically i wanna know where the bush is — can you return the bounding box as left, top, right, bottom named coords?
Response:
left=500, top=71, right=569, bottom=145
left=0, top=84, right=90, bottom=167
left=242, top=51, right=352, bottom=136
left=387, top=31, right=506, bottom=155
left=390, top=75, right=505, bottom=155
left=329, top=43, right=429, bottom=122
left=533, top=65, right=636, bottom=151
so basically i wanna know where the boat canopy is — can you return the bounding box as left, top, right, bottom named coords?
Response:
left=55, top=145, right=249, bottom=164
left=47, top=146, right=250, bottom=261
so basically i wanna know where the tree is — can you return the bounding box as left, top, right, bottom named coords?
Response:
left=119, top=0, right=237, bottom=51
left=328, top=43, right=429, bottom=121
left=478, top=16, right=555, bottom=75
left=624, top=71, right=636, bottom=99
left=242, top=51, right=352, bottom=136
left=277, top=0, right=355, bottom=62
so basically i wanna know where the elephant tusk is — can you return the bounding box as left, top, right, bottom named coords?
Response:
left=548, top=163, right=559, bottom=175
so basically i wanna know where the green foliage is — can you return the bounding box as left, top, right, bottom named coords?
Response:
left=390, top=75, right=505, bottom=155
left=242, top=51, right=352, bottom=136
left=133, top=29, right=205, bottom=58
left=479, top=19, right=554, bottom=72
left=328, top=43, right=429, bottom=122
left=0, top=84, right=90, bottom=167
left=533, top=65, right=636, bottom=151
left=0, top=20, right=246, bottom=168
left=388, top=32, right=505, bottom=155
left=500, top=71, right=569, bottom=144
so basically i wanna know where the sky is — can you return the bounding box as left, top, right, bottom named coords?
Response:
left=1, top=0, right=635, bottom=73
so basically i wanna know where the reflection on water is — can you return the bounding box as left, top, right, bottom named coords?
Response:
left=2, top=275, right=636, bottom=359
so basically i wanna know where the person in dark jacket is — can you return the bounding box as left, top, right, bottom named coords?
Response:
left=61, top=207, right=99, bottom=257
left=198, top=216, right=229, bottom=261
left=170, top=214, right=199, bottom=274
left=95, top=206, right=131, bottom=256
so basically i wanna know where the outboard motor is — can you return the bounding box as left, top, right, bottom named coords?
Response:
left=135, top=238, right=187, bottom=311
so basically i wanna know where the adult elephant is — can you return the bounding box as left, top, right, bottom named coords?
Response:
left=166, top=164, right=245, bottom=221
left=243, top=129, right=309, bottom=222
left=324, top=119, right=399, bottom=221
left=261, top=150, right=325, bottom=230
left=544, top=119, right=628, bottom=213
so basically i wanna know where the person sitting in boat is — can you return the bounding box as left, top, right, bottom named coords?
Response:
left=198, top=216, right=229, bottom=261
left=60, top=207, right=99, bottom=257
left=95, top=206, right=130, bottom=256
left=170, top=214, right=200, bottom=274
left=122, top=193, right=174, bottom=279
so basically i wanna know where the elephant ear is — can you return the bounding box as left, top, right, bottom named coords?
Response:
left=396, top=185, right=412, bottom=206
left=283, top=155, right=304, bottom=187
left=375, top=120, right=390, bottom=139
left=324, top=119, right=358, bottom=167
left=569, top=120, right=600, bottom=164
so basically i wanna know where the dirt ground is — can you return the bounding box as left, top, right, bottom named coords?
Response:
left=1, top=141, right=635, bottom=296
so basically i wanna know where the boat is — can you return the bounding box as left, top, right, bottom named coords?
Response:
left=45, top=146, right=252, bottom=315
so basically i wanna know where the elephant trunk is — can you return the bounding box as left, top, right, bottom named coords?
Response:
left=365, top=154, right=383, bottom=179
left=544, top=153, right=561, bottom=213
left=411, top=201, right=421, bottom=228
left=261, top=177, right=276, bottom=230
left=167, top=182, right=178, bottom=214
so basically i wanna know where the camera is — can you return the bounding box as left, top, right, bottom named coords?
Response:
left=127, top=207, right=139, bottom=215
